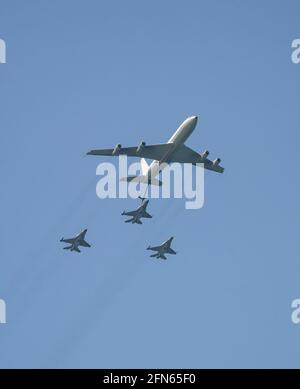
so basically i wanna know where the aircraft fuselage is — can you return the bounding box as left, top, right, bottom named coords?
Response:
left=147, top=116, right=198, bottom=179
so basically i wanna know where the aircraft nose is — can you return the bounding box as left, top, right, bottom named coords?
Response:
left=188, top=116, right=198, bottom=124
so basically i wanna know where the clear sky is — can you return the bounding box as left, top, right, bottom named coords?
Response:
left=0, top=0, right=300, bottom=368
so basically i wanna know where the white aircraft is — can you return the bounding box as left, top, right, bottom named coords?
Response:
left=87, top=116, right=224, bottom=185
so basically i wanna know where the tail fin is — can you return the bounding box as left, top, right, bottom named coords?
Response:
left=140, top=158, right=149, bottom=175
left=149, top=178, right=162, bottom=186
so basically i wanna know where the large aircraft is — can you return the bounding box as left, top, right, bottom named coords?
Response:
left=147, top=237, right=176, bottom=260
left=60, top=229, right=91, bottom=253
left=87, top=116, right=224, bottom=186
left=122, top=197, right=152, bottom=224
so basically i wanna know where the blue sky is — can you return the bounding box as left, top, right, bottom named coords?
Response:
left=0, top=0, right=300, bottom=368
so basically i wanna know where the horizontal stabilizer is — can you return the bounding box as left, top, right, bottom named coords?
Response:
left=125, top=218, right=134, bottom=223
left=120, top=175, right=162, bottom=186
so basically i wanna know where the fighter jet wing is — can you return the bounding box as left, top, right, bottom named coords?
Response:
left=122, top=210, right=138, bottom=217
left=62, top=238, right=76, bottom=244
left=169, top=145, right=224, bottom=173
left=80, top=240, right=91, bottom=248
left=142, top=211, right=152, bottom=218
left=148, top=246, right=162, bottom=252
left=166, top=248, right=176, bottom=255
left=163, top=237, right=174, bottom=249
left=87, top=143, right=173, bottom=161
left=78, top=229, right=88, bottom=239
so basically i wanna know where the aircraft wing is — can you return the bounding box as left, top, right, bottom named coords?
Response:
left=169, top=145, right=224, bottom=173
left=164, top=237, right=174, bottom=248
left=202, top=159, right=224, bottom=173
left=123, top=210, right=138, bottom=217
left=166, top=248, right=176, bottom=255
left=80, top=240, right=91, bottom=248
left=169, top=145, right=201, bottom=164
left=148, top=245, right=162, bottom=252
left=63, top=238, right=76, bottom=244
left=79, top=229, right=87, bottom=239
left=87, top=143, right=173, bottom=161
left=142, top=211, right=152, bottom=218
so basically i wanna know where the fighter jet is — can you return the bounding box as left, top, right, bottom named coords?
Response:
left=60, top=229, right=91, bottom=253
left=147, top=237, right=176, bottom=260
left=122, top=197, right=152, bottom=224
left=87, top=116, right=224, bottom=186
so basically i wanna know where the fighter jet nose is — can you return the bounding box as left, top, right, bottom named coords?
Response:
left=187, top=116, right=198, bottom=125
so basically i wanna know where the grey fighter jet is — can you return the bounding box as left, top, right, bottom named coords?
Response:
left=122, top=197, right=152, bottom=224
left=60, top=229, right=91, bottom=253
left=147, top=237, right=176, bottom=260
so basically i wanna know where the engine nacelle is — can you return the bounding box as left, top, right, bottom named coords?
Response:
left=137, top=141, right=146, bottom=154
left=112, top=144, right=122, bottom=155
left=213, top=158, right=221, bottom=166
left=201, top=150, right=209, bottom=159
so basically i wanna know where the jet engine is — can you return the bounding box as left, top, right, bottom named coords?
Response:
left=213, top=158, right=221, bottom=166
left=201, top=150, right=209, bottom=159
left=137, top=141, right=146, bottom=154
left=112, top=144, right=122, bottom=155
